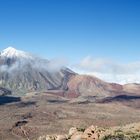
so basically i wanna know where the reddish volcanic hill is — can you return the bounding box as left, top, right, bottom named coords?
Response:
left=65, top=75, right=140, bottom=105
left=67, top=75, right=123, bottom=97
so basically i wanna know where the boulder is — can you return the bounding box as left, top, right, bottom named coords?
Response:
left=69, top=127, right=78, bottom=136
left=56, top=135, right=67, bottom=140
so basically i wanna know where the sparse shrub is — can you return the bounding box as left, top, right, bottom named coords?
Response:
left=102, top=134, right=127, bottom=140
left=129, top=134, right=140, bottom=140
left=77, top=127, right=85, bottom=132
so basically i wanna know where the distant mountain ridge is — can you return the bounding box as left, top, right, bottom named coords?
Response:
left=0, top=47, right=140, bottom=98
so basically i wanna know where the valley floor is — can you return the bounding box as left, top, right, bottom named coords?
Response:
left=0, top=93, right=140, bottom=140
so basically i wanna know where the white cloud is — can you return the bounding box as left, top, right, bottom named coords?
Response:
left=0, top=57, right=68, bottom=73
left=72, top=56, right=140, bottom=84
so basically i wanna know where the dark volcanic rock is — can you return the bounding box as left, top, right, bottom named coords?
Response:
left=0, top=87, right=12, bottom=96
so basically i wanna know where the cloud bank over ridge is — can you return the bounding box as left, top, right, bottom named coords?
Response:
left=72, top=56, right=140, bottom=84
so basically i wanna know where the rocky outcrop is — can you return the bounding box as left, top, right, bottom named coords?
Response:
left=36, top=123, right=140, bottom=140
left=38, top=135, right=68, bottom=140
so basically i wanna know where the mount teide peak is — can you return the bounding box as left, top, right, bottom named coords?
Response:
left=0, top=47, right=75, bottom=94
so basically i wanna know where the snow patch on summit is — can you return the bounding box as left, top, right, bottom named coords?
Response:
left=0, top=47, right=34, bottom=59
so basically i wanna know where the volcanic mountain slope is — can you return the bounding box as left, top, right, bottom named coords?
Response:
left=66, top=74, right=140, bottom=104
left=68, top=75, right=138, bottom=95
left=0, top=47, right=75, bottom=94
left=67, top=75, right=123, bottom=98
left=123, top=83, right=140, bottom=94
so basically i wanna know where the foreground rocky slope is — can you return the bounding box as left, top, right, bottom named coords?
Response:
left=37, top=122, right=140, bottom=140
left=0, top=93, right=140, bottom=140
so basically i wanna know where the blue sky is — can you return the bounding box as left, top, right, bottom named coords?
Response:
left=0, top=0, right=140, bottom=83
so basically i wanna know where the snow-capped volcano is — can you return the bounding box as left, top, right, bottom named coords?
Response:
left=0, top=47, right=34, bottom=59
left=0, top=47, right=75, bottom=94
